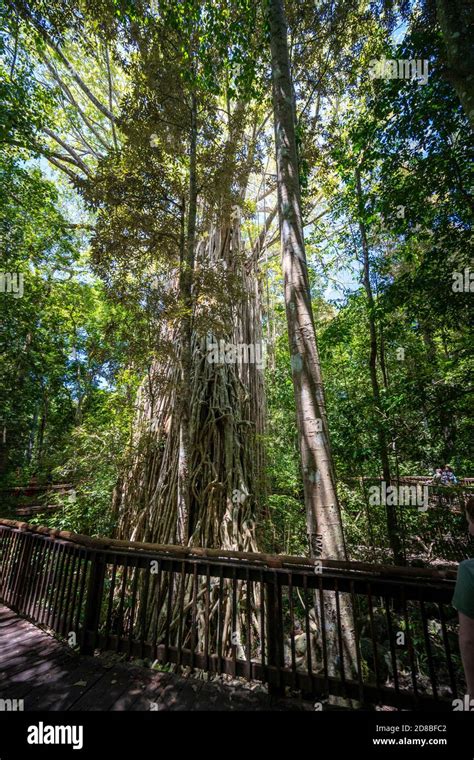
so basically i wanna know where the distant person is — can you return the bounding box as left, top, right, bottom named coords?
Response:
left=452, top=496, right=474, bottom=698
left=432, top=467, right=444, bottom=506
left=441, top=465, right=458, bottom=485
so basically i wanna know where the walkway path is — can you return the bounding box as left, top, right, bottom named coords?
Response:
left=0, top=605, right=308, bottom=711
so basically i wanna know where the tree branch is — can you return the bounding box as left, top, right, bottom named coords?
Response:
left=42, top=154, right=82, bottom=183
left=42, top=128, right=91, bottom=175
left=104, top=41, right=119, bottom=151
left=39, top=51, right=112, bottom=153
left=20, top=4, right=116, bottom=122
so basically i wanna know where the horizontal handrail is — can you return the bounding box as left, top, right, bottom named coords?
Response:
left=0, top=484, right=75, bottom=494
left=0, top=518, right=458, bottom=580
left=344, top=476, right=474, bottom=484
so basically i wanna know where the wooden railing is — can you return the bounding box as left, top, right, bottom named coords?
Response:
left=0, top=484, right=75, bottom=518
left=0, top=519, right=463, bottom=709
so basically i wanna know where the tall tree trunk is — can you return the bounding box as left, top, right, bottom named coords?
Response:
left=177, top=93, right=198, bottom=544
left=267, top=0, right=357, bottom=696
left=355, top=168, right=404, bottom=565
left=0, top=424, right=8, bottom=476
left=36, top=393, right=48, bottom=469
left=267, top=0, right=346, bottom=562
left=111, top=214, right=266, bottom=663
left=112, top=214, right=265, bottom=552
left=113, top=101, right=267, bottom=552
left=435, top=0, right=474, bottom=129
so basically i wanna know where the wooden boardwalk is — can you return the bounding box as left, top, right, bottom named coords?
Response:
left=0, top=605, right=307, bottom=711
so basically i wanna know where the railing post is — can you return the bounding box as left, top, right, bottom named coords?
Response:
left=13, top=532, right=35, bottom=614
left=81, top=550, right=106, bottom=655
left=266, top=571, right=285, bottom=698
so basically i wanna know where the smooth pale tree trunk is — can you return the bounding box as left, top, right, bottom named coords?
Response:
left=177, top=93, right=198, bottom=544
left=267, top=0, right=346, bottom=563
left=355, top=168, right=404, bottom=566
left=267, top=0, right=358, bottom=699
